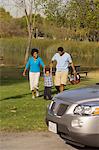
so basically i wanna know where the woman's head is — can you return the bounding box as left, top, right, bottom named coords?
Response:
left=31, top=48, right=39, bottom=58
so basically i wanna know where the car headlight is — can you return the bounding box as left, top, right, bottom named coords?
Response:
left=74, top=105, right=99, bottom=116
left=49, top=101, right=54, bottom=109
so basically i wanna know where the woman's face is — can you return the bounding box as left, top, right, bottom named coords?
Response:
left=33, top=52, right=38, bottom=59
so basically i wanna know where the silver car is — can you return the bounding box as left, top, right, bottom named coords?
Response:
left=46, top=84, right=99, bottom=147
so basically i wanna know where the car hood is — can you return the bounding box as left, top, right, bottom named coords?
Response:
left=54, top=85, right=99, bottom=103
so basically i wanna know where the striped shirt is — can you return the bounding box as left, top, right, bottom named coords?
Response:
left=44, top=74, right=53, bottom=87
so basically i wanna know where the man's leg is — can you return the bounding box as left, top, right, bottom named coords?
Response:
left=60, top=84, right=64, bottom=92
left=60, top=71, right=68, bottom=92
left=54, top=72, right=61, bottom=93
left=55, top=86, right=60, bottom=93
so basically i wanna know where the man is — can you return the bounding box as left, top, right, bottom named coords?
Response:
left=51, top=47, right=76, bottom=92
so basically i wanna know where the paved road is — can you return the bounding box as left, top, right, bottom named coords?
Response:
left=0, top=132, right=98, bottom=150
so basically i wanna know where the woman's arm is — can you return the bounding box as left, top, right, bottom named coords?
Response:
left=39, top=58, right=45, bottom=68
left=23, top=68, right=27, bottom=76
left=23, top=58, right=30, bottom=76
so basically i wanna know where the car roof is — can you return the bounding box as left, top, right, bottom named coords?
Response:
left=54, top=85, right=99, bottom=103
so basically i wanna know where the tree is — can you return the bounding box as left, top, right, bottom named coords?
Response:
left=44, top=0, right=68, bottom=27
left=68, top=0, right=99, bottom=29
left=0, top=7, right=12, bottom=20
left=13, top=0, right=46, bottom=64
left=0, top=7, right=25, bottom=37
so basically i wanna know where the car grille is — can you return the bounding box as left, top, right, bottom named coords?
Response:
left=57, top=104, right=69, bottom=116
left=50, top=102, right=69, bottom=116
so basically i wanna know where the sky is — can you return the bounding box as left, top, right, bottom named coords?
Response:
left=0, top=0, right=25, bottom=18
left=0, top=0, right=69, bottom=18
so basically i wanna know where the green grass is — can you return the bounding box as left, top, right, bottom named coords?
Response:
left=0, top=78, right=49, bottom=132
left=0, top=67, right=99, bottom=132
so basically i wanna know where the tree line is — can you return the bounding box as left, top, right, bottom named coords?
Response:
left=0, top=0, right=98, bottom=41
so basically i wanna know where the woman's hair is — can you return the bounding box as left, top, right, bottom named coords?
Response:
left=31, top=48, right=39, bottom=56
left=58, top=47, right=64, bottom=52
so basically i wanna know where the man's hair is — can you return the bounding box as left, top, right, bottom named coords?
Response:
left=31, top=48, right=39, bottom=56
left=58, top=47, right=64, bottom=52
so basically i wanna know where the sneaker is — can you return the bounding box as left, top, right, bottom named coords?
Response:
left=32, top=95, right=35, bottom=99
left=44, top=96, right=47, bottom=100
left=36, top=90, right=39, bottom=97
left=32, top=90, right=35, bottom=99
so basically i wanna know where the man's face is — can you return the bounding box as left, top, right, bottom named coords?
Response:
left=58, top=51, right=63, bottom=56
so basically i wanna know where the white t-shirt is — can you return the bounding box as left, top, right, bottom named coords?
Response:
left=52, top=52, right=72, bottom=72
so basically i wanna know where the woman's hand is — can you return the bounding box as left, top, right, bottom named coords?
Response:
left=23, top=68, right=27, bottom=76
left=23, top=71, right=26, bottom=76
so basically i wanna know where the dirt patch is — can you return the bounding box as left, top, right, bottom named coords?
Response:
left=0, top=131, right=97, bottom=150
left=0, top=131, right=77, bottom=150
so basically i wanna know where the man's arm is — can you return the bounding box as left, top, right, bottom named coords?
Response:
left=49, top=63, right=53, bottom=75
left=70, top=62, right=76, bottom=74
left=68, top=54, right=76, bottom=74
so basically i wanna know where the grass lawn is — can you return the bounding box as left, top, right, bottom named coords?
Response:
left=0, top=67, right=99, bottom=132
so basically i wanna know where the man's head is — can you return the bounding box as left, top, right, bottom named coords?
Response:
left=58, top=47, right=64, bottom=56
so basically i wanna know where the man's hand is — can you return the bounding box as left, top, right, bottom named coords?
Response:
left=73, top=70, right=77, bottom=75
left=49, top=62, right=53, bottom=68
left=70, top=62, right=76, bottom=75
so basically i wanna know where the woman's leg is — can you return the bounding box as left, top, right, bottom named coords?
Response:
left=34, top=72, right=40, bottom=89
left=29, top=72, right=36, bottom=99
left=29, top=72, right=40, bottom=98
left=29, top=72, right=35, bottom=91
left=34, top=72, right=40, bottom=97
left=32, top=90, right=35, bottom=99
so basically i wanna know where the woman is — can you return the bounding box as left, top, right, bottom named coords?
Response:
left=23, top=48, right=45, bottom=99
